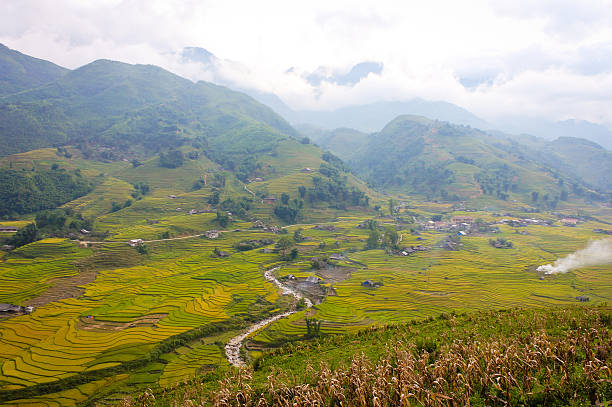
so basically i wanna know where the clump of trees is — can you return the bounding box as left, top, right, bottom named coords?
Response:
left=159, top=149, right=184, bottom=168
left=276, top=236, right=298, bottom=260
left=110, top=200, right=132, bottom=213
left=5, top=223, right=38, bottom=248
left=0, top=168, right=92, bottom=218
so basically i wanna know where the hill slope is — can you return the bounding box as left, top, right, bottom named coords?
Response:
left=316, top=115, right=612, bottom=206
left=0, top=43, right=68, bottom=96
left=123, top=305, right=612, bottom=406
left=0, top=58, right=298, bottom=157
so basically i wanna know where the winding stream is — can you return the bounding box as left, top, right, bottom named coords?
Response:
left=225, top=267, right=312, bottom=366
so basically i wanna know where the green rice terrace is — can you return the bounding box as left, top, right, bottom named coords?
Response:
left=0, top=170, right=610, bottom=405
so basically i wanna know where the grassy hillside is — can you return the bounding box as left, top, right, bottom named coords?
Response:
left=339, top=115, right=611, bottom=208
left=123, top=305, right=611, bottom=406
left=296, top=125, right=370, bottom=162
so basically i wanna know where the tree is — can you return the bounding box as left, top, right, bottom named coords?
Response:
left=298, top=186, right=306, bottom=199
left=388, top=198, right=396, bottom=216
left=293, top=228, right=304, bottom=242
left=289, top=248, right=299, bottom=260
left=560, top=190, right=569, bottom=201
left=366, top=228, right=380, bottom=249
left=215, top=210, right=229, bottom=228
left=281, top=192, right=290, bottom=205
left=531, top=191, right=539, bottom=202
left=208, top=190, right=220, bottom=205
left=383, top=225, right=399, bottom=249
left=275, top=236, right=293, bottom=256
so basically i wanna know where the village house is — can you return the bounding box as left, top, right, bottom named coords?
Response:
left=0, top=226, right=18, bottom=233
left=301, top=168, right=314, bottom=173
left=128, top=239, right=144, bottom=247
left=561, top=218, right=579, bottom=226
left=205, top=230, right=219, bottom=239
left=262, top=197, right=277, bottom=205
left=328, top=253, right=345, bottom=261
left=361, top=280, right=383, bottom=288
left=451, top=216, right=474, bottom=224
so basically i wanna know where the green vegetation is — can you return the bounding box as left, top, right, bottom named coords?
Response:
left=0, top=167, right=91, bottom=217
left=122, top=306, right=611, bottom=406
left=0, top=43, right=67, bottom=97
left=0, top=47, right=611, bottom=407
left=159, top=149, right=184, bottom=169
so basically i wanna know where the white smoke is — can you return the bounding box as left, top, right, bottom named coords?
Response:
left=537, top=238, right=612, bottom=275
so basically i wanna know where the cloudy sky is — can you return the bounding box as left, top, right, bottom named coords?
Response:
left=2, top=0, right=612, bottom=125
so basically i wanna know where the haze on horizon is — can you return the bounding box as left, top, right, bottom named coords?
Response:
left=2, top=0, right=612, bottom=127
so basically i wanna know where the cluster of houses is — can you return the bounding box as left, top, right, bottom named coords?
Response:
left=399, top=245, right=427, bottom=256
left=420, top=216, right=475, bottom=233
left=251, top=220, right=281, bottom=233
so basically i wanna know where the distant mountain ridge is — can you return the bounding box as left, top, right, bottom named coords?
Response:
left=315, top=115, right=611, bottom=204
left=176, top=47, right=612, bottom=150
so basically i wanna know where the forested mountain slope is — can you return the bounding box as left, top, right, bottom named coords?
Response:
left=0, top=43, right=68, bottom=97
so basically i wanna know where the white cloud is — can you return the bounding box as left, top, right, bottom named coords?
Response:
left=1, top=0, right=612, bottom=124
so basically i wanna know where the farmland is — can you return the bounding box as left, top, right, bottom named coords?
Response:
left=0, top=198, right=610, bottom=405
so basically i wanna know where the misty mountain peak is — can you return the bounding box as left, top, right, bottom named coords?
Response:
left=181, top=47, right=218, bottom=65
left=305, top=60, right=383, bottom=87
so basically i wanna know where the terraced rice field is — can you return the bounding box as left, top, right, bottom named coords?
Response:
left=0, top=198, right=610, bottom=405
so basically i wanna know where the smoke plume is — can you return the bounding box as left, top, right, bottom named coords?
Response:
left=537, top=238, right=612, bottom=275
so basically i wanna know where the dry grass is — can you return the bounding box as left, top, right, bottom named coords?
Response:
left=120, top=307, right=611, bottom=407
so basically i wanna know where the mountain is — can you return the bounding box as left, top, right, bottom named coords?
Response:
left=304, top=61, right=383, bottom=86
left=499, top=136, right=612, bottom=191
left=495, top=117, right=612, bottom=151
left=0, top=59, right=298, bottom=157
left=295, top=124, right=369, bottom=161
left=342, top=115, right=611, bottom=205
left=0, top=43, right=68, bottom=96
left=275, top=99, right=490, bottom=133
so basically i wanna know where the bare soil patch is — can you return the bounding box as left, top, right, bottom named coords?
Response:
left=77, top=313, right=167, bottom=331
left=25, top=270, right=98, bottom=308
left=316, top=266, right=354, bottom=284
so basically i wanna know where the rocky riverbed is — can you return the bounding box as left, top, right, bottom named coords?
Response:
left=225, top=267, right=312, bottom=366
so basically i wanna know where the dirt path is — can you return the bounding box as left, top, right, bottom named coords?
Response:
left=225, top=267, right=312, bottom=367
left=77, top=230, right=236, bottom=246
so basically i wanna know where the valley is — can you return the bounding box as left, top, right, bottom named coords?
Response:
left=0, top=43, right=610, bottom=406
